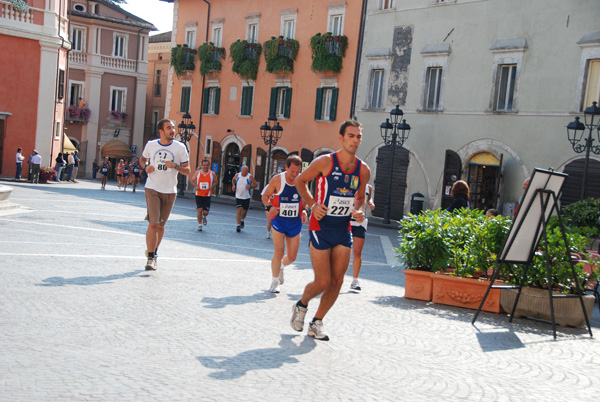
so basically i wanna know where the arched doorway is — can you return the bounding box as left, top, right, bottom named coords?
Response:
left=560, top=158, right=600, bottom=206
left=467, top=152, right=502, bottom=211
left=222, top=142, right=240, bottom=196
left=101, top=139, right=132, bottom=180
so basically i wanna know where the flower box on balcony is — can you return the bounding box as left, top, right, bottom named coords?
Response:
left=109, top=110, right=129, bottom=123
left=170, top=44, right=196, bottom=78
left=67, top=106, right=91, bottom=123
left=263, top=36, right=299, bottom=74
left=229, top=40, right=262, bottom=81
left=197, top=42, right=226, bottom=76
left=309, top=32, right=348, bottom=74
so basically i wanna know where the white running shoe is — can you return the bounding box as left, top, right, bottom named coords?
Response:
left=269, top=279, right=280, bottom=294
left=197, top=225, right=203, bottom=232
left=350, top=278, right=361, bottom=291
left=266, top=231, right=271, bottom=239
left=279, top=266, right=285, bottom=285
left=145, top=257, right=157, bottom=271
left=290, top=302, right=307, bottom=332
left=203, top=216, right=207, bottom=225
left=308, top=319, right=330, bottom=341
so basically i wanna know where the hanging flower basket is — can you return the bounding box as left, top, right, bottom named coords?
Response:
left=229, top=39, right=262, bottom=81
left=197, top=42, right=226, bottom=76
left=263, top=36, right=300, bottom=74
left=170, top=44, right=197, bottom=78
left=309, top=32, right=349, bottom=74
left=9, top=0, right=30, bottom=14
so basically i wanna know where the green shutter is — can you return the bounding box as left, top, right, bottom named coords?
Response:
left=180, top=87, right=190, bottom=113
left=314, top=88, right=323, bottom=120
left=269, top=87, right=277, bottom=117
left=241, top=86, right=253, bottom=116
left=202, top=88, right=209, bottom=114
left=329, top=88, right=339, bottom=121
left=214, top=88, right=220, bottom=115
left=284, top=87, right=292, bottom=118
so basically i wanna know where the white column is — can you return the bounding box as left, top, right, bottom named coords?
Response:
left=36, top=40, right=60, bottom=163
left=132, top=77, right=149, bottom=158
left=84, top=71, right=103, bottom=175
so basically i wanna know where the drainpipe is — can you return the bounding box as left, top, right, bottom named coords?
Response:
left=52, top=0, right=73, bottom=162
left=195, top=0, right=211, bottom=169
left=349, top=0, right=368, bottom=119
left=130, top=27, right=145, bottom=156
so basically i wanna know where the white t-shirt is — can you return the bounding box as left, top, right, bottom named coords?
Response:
left=142, top=139, right=189, bottom=194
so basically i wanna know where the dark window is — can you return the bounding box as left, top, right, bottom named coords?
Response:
left=57, top=69, right=65, bottom=100
left=203, top=87, right=221, bottom=115
left=240, top=86, right=254, bottom=116
left=314, top=87, right=338, bottom=121
left=269, top=87, right=292, bottom=119
left=154, top=70, right=161, bottom=96
left=180, top=87, right=191, bottom=113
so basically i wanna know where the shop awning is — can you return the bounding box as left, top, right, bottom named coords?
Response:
left=101, top=139, right=132, bottom=159
left=63, top=134, right=77, bottom=153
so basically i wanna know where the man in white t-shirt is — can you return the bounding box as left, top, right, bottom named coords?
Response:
left=231, top=165, right=256, bottom=232
left=140, top=119, right=190, bottom=271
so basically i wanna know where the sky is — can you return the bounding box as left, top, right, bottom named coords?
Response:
left=120, top=0, right=174, bottom=34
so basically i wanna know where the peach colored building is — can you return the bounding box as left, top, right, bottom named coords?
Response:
left=0, top=0, right=69, bottom=178
left=144, top=31, right=171, bottom=145
left=161, top=0, right=366, bottom=198
left=65, top=0, right=155, bottom=177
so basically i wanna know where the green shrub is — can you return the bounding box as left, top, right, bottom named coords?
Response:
left=263, top=36, right=300, bottom=74
left=230, top=40, right=262, bottom=81
left=170, top=44, right=196, bottom=78
left=197, top=42, right=226, bottom=76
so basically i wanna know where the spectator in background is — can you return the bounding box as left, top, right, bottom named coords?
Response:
left=92, top=159, right=98, bottom=179
left=30, top=150, right=42, bottom=184
left=55, top=152, right=65, bottom=182
left=446, top=180, right=470, bottom=213
left=67, top=152, right=75, bottom=182
left=15, top=147, right=24, bottom=180
left=27, top=150, right=35, bottom=181
left=513, top=178, right=531, bottom=217
left=71, top=151, right=80, bottom=183
left=486, top=208, right=499, bottom=218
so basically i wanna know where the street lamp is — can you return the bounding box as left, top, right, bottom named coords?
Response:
left=260, top=115, right=284, bottom=186
left=177, top=112, right=195, bottom=196
left=565, top=101, right=600, bottom=200
left=380, top=105, right=412, bottom=224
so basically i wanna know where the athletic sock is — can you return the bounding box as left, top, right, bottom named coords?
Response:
left=297, top=300, right=307, bottom=308
left=311, top=317, right=322, bottom=324
left=148, top=252, right=155, bottom=258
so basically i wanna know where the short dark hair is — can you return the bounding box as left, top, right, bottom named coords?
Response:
left=286, top=155, right=302, bottom=168
left=339, top=119, right=362, bottom=136
left=17, top=147, right=22, bottom=152
left=201, top=159, right=210, bottom=165
left=157, top=119, right=172, bottom=133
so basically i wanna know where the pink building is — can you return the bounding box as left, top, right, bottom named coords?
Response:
left=0, top=0, right=70, bottom=177
left=65, top=0, right=155, bottom=177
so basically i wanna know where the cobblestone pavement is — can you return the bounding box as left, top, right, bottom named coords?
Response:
left=0, top=179, right=599, bottom=401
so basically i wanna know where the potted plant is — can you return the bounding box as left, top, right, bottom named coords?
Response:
left=396, top=209, right=450, bottom=301
left=499, top=226, right=598, bottom=326
left=263, top=36, right=300, bottom=74
left=309, top=32, right=348, bottom=74
left=9, top=0, right=29, bottom=14
left=40, top=166, right=56, bottom=183
left=229, top=39, right=262, bottom=81
left=170, top=44, right=196, bottom=78
left=109, top=110, right=128, bottom=123
left=197, top=42, right=226, bottom=76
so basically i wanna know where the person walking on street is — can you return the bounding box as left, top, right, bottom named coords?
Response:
left=291, top=120, right=371, bottom=341
left=30, top=150, right=42, bottom=184
left=122, top=160, right=131, bottom=192
left=27, top=150, right=35, bottom=181
left=232, top=165, right=257, bottom=232
left=131, top=158, right=141, bottom=193
left=262, top=155, right=307, bottom=294
left=190, top=159, right=217, bottom=232
left=66, top=152, right=75, bottom=182
left=15, top=148, right=24, bottom=180
left=349, top=183, right=375, bottom=291
left=55, top=152, right=65, bottom=182
left=92, top=159, right=98, bottom=180
left=71, top=151, right=80, bottom=183
left=100, top=157, right=111, bottom=190
left=140, top=119, right=190, bottom=271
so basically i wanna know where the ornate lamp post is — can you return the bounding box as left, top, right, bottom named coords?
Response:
left=177, top=112, right=195, bottom=196
left=260, top=115, right=284, bottom=186
left=380, top=105, right=412, bottom=224
left=565, top=101, right=600, bottom=200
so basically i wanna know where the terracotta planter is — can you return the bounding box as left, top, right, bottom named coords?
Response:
left=432, top=274, right=504, bottom=313
left=501, top=286, right=595, bottom=327
left=403, top=269, right=434, bottom=301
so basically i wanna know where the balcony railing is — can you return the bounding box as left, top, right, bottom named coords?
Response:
left=69, top=52, right=87, bottom=65
left=101, top=56, right=136, bottom=71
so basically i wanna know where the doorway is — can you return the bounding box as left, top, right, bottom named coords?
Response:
left=467, top=152, right=502, bottom=211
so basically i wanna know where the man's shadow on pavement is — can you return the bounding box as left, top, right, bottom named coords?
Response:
left=201, top=291, right=278, bottom=309
left=36, top=270, right=144, bottom=286
left=198, top=334, right=316, bottom=379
